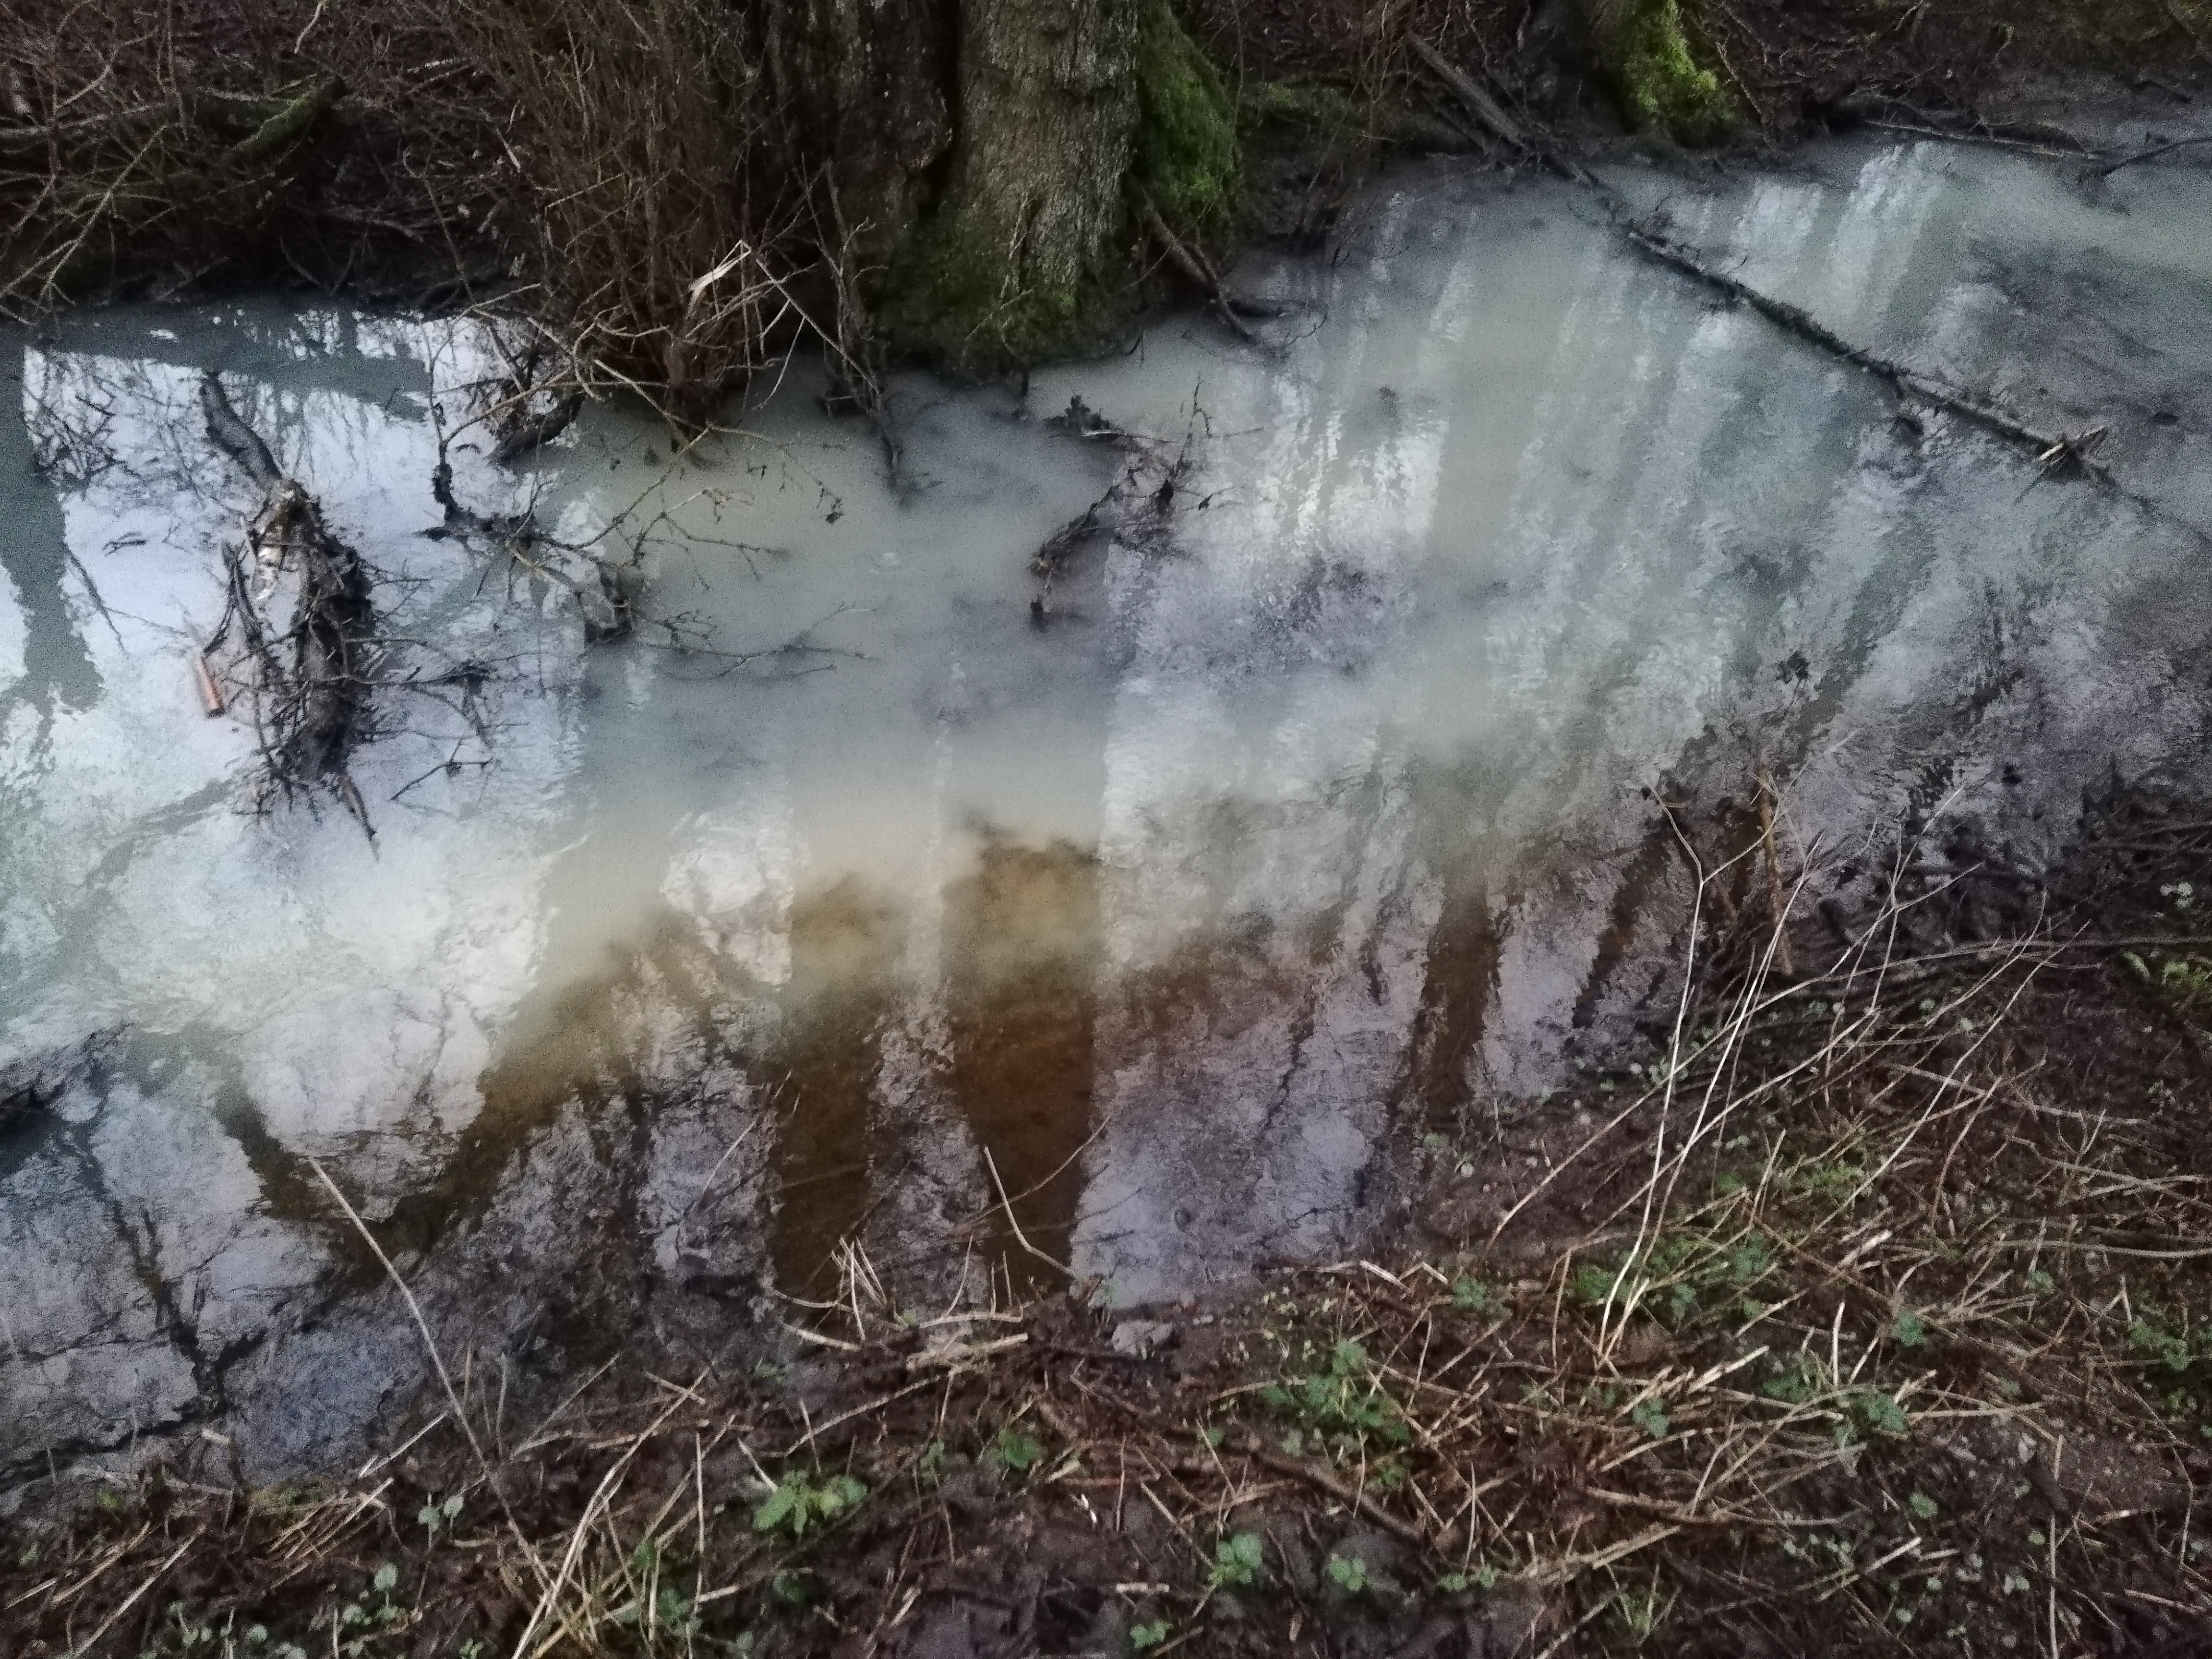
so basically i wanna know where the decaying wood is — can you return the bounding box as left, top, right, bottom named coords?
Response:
left=1409, top=36, right=1527, bottom=152
left=0, top=80, right=341, bottom=162
left=192, top=651, right=225, bottom=716
left=488, top=387, right=584, bottom=463
left=199, top=372, right=374, bottom=823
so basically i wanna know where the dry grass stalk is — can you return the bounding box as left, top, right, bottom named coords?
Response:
left=455, top=0, right=805, bottom=429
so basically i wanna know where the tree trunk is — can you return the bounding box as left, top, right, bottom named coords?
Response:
left=886, top=0, right=1140, bottom=372
left=949, top=0, right=1136, bottom=298
left=758, top=0, right=957, bottom=261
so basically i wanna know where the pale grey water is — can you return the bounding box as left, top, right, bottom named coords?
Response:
left=3, top=133, right=2211, bottom=1486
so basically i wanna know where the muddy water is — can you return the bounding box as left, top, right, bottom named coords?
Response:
left=5, top=134, right=2211, bottom=1485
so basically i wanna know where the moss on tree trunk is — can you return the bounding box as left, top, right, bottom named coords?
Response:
left=1130, top=0, right=1242, bottom=244
left=884, top=0, right=1140, bottom=374
left=1595, top=0, right=1735, bottom=146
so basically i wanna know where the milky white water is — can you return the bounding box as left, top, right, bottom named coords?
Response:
left=4, top=133, right=2211, bottom=1479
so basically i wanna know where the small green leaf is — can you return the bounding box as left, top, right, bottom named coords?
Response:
left=1130, top=1619, right=1171, bottom=1651
left=1326, top=1554, right=1370, bottom=1594
left=1909, top=1491, right=1939, bottom=1520
left=992, top=1429, right=1044, bottom=1472
left=1450, top=1275, right=1498, bottom=1316
left=372, top=1563, right=398, bottom=1594
left=1891, top=1309, right=1928, bottom=1348
left=1209, top=1532, right=1265, bottom=1588
left=1852, top=1392, right=1910, bottom=1437
left=752, top=1485, right=799, bottom=1533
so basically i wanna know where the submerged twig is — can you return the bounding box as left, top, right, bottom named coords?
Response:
left=199, top=372, right=375, bottom=828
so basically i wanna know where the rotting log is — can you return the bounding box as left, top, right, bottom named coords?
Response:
left=1409, top=36, right=1528, bottom=152
left=227, top=78, right=343, bottom=160
left=199, top=372, right=374, bottom=824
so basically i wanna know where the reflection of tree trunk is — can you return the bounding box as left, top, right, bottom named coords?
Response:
left=1394, top=878, right=1501, bottom=1135
left=766, top=881, right=905, bottom=1295
left=943, top=842, right=1101, bottom=1296
left=0, top=335, right=102, bottom=718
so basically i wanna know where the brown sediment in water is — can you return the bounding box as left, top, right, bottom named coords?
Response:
left=764, top=880, right=910, bottom=1297
left=941, top=840, right=1104, bottom=1297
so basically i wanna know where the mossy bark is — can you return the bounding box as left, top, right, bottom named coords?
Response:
left=1130, top=0, right=1241, bottom=244
left=885, top=0, right=1140, bottom=374
left=1593, top=0, right=1734, bottom=146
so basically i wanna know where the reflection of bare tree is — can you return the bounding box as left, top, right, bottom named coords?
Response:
left=21, top=352, right=119, bottom=490
left=199, top=373, right=376, bottom=824
left=22, top=348, right=228, bottom=516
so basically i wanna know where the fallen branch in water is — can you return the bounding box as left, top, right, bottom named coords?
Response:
left=2096, top=131, right=2212, bottom=175
left=199, top=372, right=376, bottom=830
left=1620, top=223, right=2105, bottom=474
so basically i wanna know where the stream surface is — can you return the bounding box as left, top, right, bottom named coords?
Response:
left=5, top=133, right=2212, bottom=1485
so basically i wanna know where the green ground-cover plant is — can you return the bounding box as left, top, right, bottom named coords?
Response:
left=752, top=1471, right=868, bottom=1539
left=1260, top=1337, right=1411, bottom=1455
left=1598, top=0, right=1736, bottom=145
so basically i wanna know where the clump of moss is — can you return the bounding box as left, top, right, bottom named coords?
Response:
left=879, top=219, right=1125, bottom=378
left=881, top=0, right=1240, bottom=375
left=1131, top=0, right=1243, bottom=243
left=1599, top=0, right=1735, bottom=147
